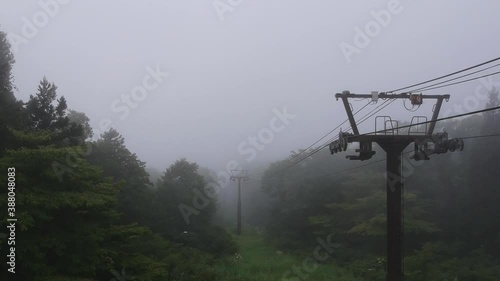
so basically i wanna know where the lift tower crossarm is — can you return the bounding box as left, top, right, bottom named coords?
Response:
left=334, top=92, right=450, bottom=100
left=334, top=91, right=450, bottom=137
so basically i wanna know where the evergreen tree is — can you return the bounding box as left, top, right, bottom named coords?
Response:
left=87, top=128, right=153, bottom=225
left=0, top=30, right=25, bottom=156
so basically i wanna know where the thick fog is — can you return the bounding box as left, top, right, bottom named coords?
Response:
left=1, top=0, right=499, bottom=172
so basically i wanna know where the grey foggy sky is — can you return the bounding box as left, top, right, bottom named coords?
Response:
left=0, top=0, right=499, bottom=172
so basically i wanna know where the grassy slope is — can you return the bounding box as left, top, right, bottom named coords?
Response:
left=214, top=234, right=360, bottom=281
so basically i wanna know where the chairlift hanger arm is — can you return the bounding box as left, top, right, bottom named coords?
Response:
left=339, top=95, right=359, bottom=135
left=427, top=96, right=445, bottom=135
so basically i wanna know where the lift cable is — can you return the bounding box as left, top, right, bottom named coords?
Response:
left=348, top=105, right=500, bottom=138
left=387, top=56, right=500, bottom=93
left=284, top=100, right=373, bottom=163
left=251, top=100, right=376, bottom=178
left=246, top=107, right=500, bottom=184
left=407, top=62, right=500, bottom=93
left=411, top=70, right=500, bottom=93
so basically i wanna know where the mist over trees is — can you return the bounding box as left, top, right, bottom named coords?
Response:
left=0, top=30, right=235, bottom=281
left=1, top=21, right=500, bottom=281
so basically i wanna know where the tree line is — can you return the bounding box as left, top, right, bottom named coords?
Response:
left=0, top=29, right=236, bottom=281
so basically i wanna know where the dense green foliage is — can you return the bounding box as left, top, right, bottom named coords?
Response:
left=259, top=89, right=500, bottom=281
left=0, top=30, right=235, bottom=281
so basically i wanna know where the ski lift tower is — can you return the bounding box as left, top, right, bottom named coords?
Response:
left=230, top=169, right=248, bottom=235
left=329, top=91, right=464, bottom=281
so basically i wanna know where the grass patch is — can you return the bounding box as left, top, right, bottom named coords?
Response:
left=213, top=233, right=360, bottom=281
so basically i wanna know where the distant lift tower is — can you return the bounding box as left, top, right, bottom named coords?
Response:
left=230, top=170, right=248, bottom=235
left=329, top=91, right=464, bottom=281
